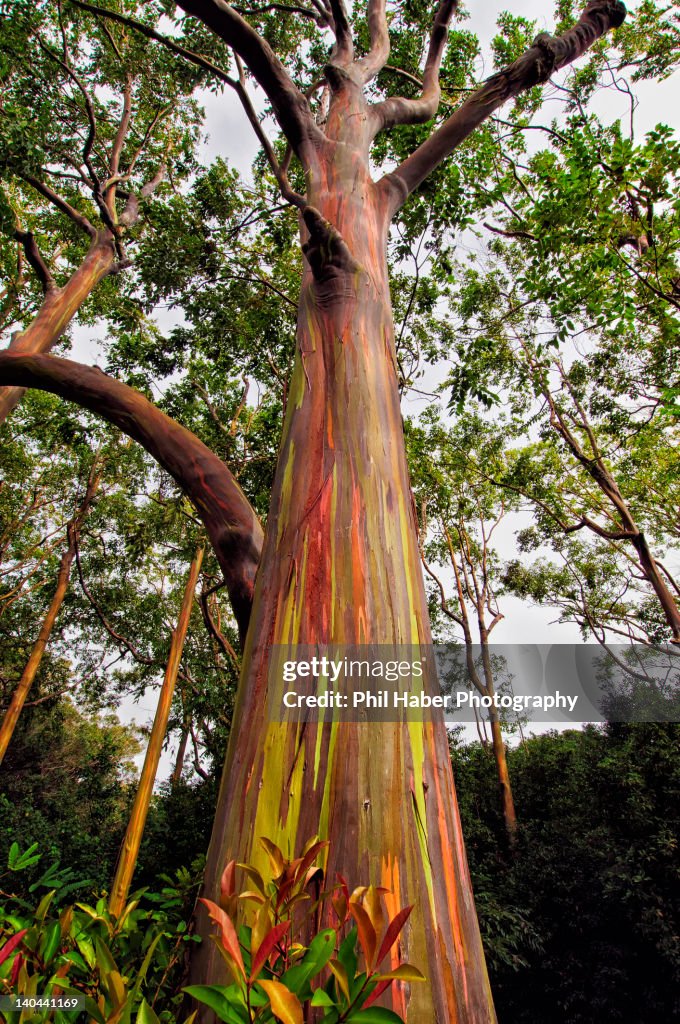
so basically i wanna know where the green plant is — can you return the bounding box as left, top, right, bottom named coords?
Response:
left=0, top=845, right=202, bottom=1023
left=185, top=836, right=425, bottom=1024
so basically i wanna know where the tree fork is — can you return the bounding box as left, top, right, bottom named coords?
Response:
left=109, top=545, right=204, bottom=917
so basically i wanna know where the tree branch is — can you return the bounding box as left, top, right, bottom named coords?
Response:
left=175, top=0, right=323, bottom=164
left=370, top=0, right=458, bottom=130
left=0, top=353, right=263, bottom=643
left=381, top=0, right=626, bottom=212
left=12, top=231, right=55, bottom=294
left=355, top=0, right=390, bottom=83
left=327, top=0, right=353, bottom=65
left=19, top=173, right=97, bottom=238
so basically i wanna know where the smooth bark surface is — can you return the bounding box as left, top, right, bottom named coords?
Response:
left=192, top=83, right=496, bottom=1022
left=0, top=354, right=262, bottom=642
left=109, top=547, right=204, bottom=916
left=0, top=233, right=116, bottom=423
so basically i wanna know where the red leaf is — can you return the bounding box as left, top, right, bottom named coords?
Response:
left=294, top=840, right=329, bottom=884
left=220, top=860, right=237, bottom=901
left=349, top=901, right=377, bottom=968
left=10, top=952, right=24, bottom=986
left=199, top=898, right=246, bottom=979
left=250, top=920, right=290, bottom=981
left=0, top=928, right=27, bottom=966
left=376, top=905, right=413, bottom=966
left=335, top=873, right=349, bottom=903
left=276, top=874, right=297, bottom=910
left=362, top=978, right=392, bottom=1009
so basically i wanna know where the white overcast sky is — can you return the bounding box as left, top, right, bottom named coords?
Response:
left=104, top=0, right=679, bottom=771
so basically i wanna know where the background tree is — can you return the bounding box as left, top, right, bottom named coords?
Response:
left=407, top=409, right=521, bottom=845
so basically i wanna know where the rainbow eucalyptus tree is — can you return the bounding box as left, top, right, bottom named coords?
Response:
left=0, top=0, right=627, bottom=1018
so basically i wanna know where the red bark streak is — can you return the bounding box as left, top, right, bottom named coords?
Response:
left=194, top=94, right=496, bottom=1019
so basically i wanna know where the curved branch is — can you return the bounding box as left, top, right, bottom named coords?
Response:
left=381, top=0, right=627, bottom=212
left=355, top=0, right=390, bottom=83
left=12, top=231, right=55, bottom=295
left=175, top=0, right=323, bottom=164
left=369, top=0, right=458, bottom=130
left=0, top=353, right=263, bottom=643
left=327, top=0, right=353, bottom=65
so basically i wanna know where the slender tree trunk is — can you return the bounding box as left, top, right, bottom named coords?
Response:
left=447, top=529, right=517, bottom=844
left=109, top=546, right=204, bottom=917
left=487, top=712, right=517, bottom=845
left=0, top=232, right=116, bottom=424
left=192, top=115, right=495, bottom=1021
left=172, top=726, right=190, bottom=789
left=0, top=466, right=100, bottom=765
left=479, top=638, right=517, bottom=846
left=630, top=533, right=680, bottom=642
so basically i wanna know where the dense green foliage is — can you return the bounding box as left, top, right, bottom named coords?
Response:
left=2, top=722, right=678, bottom=1022
left=453, top=724, right=680, bottom=1023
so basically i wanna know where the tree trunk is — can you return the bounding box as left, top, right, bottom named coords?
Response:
left=172, top=725, right=190, bottom=789
left=0, top=232, right=116, bottom=424
left=0, top=466, right=101, bottom=764
left=487, top=712, right=517, bottom=846
left=192, top=118, right=495, bottom=1022
left=109, top=546, right=204, bottom=917
left=630, top=533, right=680, bottom=642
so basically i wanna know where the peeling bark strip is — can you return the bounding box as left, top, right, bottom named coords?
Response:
left=0, top=464, right=101, bottom=765
left=109, top=546, right=204, bottom=917
left=0, top=354, right=262, bottom=642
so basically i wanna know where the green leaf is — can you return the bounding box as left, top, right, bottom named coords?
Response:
left=40, top=920, right=62, bottom=965
left=136, top=999, right=161, bottom=1024
left=310, top=989, right=335, bottom=1007
left=183, top=985, right=247, bottom=1024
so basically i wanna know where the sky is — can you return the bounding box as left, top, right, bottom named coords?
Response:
left=96, top=0, right=679, bottom=775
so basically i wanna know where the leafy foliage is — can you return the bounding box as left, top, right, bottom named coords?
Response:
left=186, top=836, right=424, bottom=1023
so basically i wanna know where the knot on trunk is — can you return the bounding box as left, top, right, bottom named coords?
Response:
left=530, top=32, right=560, bottom=82
left=302, top=206, right=360, bottom=283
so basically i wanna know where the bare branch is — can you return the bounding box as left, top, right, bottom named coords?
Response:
left=19, top=173, right=96, bottom=238
left=327, top=0, right=353, bottom=65
left=234, top=2, right=324, bottom=21
left=233, top=55, right=305, bottom=208
left=370, top=0, right=458, bottom=130
left=109, top=75, right=132, bottom=184
left=12, top=231, right=55, bottom=294
left=176, top=0, right=323, bottom=164
left=0, top=353, right=263, bottom=642
left=381, top=0, right=627, bottom=212
left=356, top=0, right=390, bottom=83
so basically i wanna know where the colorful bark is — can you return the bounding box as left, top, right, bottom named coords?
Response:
left=193, top=87, right=496, bottom=1021
left=0, top=354, right=262, bottom=643
left=0, top=232, right=116, bottom=424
